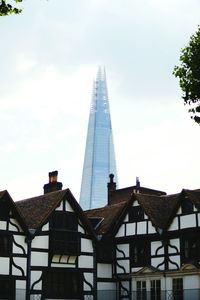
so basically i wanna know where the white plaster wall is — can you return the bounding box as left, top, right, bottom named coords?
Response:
left=79, top=255, right=93, bottom=268
left=131, top=267, right=141, bottom=273
left=16, top=289, right=26, bottom=300
left=41, top=223, right=49, bottom=231
left=116, top=244, right=129, bottom=258
left=0, top=257, right=9, bottom=274
left=151, top=257, right=165, bottom=270
left=168, top=217, right=179, bottom=231
left=55, top=201, right=63, bottom=211
left=31, top=270, right=42, bottom=290
left=148, top=221, right=156, bottom=234
left=181, top=214, right=196, bottom=229
left=116, top=259, right=129, bottom=274
left=176, top=207, right=181, bottom=215
left=81, top=238, right=93, bottom=253
left=65, top=201, right=74, bottom=212
left=184, top=275, right=199, bottom=289
left=31, top=251, right=48, bottom=266
left=97, top=282, right=116, bottom=290
left=144, top=213, right=148, bottom=220
left=168, top=239, right=180, bottom=254
left=32, top=235, right=49, bottom=249
left=151, top=241, right=164, bottom=256
left=124, top=215, right=128, bottom=222
left=137, top=221, right=146, bottom=235
left=51, top=263, right=76, bottom=268
left=198, top=213, right=200, bottom=227
left=16, top=280, right=26, bottom=289
left=12, top=257, right=27, bottom=276
left=133, top=200, right=139, bottom=207
left=78, top=224, right=85, bottom=234
left=9, top=218, right=22, bottom=232
left=116, top=224, right=125, bottom=237
left=126, top=223, right=136, bottom=236
left=0, top=221, right=6, bottom=230
left=13, top=235, right=27, bottom=254
left=97, top=263, right=112, bottom=278
left=83, top=272, right=94, bottom=291
left=168, top=255, right=180, bottom=269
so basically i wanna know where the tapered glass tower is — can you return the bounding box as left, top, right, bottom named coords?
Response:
left=80, top=67, right=118, bottom=210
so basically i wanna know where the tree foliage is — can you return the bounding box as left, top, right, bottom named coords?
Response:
left=173, top=26, right=200, bottom=124
left=0, top=0, right=22, bottom=16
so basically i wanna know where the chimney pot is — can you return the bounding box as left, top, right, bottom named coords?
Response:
left=43, top=170, right=62, bottom=194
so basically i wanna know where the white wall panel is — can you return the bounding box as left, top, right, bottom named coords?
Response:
left=168, top=217, right=179, bottom=231
left=184, top=275, right=199, bottom=289
left=168, top=255, right=180, bottom=269
left=116, top=259, right=129, bottom=274
left=0, top=221, right=6, bottom=230
left=116, top=244, right=129, bottom=258
left=137, top=222, right=146, bottom=235
left=116, top=224, right=125, bottom=237
left=31, top=271, right=42, bottom=290
left=41, top=223, right=49, bottom=231
left=126, top=223, right=135, bottom=236
left=148, top=221, right=156, bottom=234
left=181, top=214, right=196, bottom=229
left=0, top=257, right=9, bottom=274
left=168, top=239, right=180, bottom=253
left=12, top=257, right=26, bottom=276
left=31, top=251, right=48, bottom=266
left=32, top=235, right=49, bottom=249
left=83, top=272, right=93, bottom=291
left=9, top=218, right=22, bottom=232
left=79, top=255, right=93, bottom=268
left=65, top=201, right=74, bottom=212
left=97, top=263, right=112, bottom=278
left=13, top=235, right=27, bottom=254
left=151, top=257, right=165, bottom=270
left=81, top=238, right=93, bottom=253
left=151, top=241, right=164, bottom=256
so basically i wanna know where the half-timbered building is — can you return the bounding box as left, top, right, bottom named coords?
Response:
left=0, top=171, right=200, bottom=299
left=86, top=175, right=200, bottom=300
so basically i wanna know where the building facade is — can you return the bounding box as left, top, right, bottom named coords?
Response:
left=79, top=67, right=118, bottom=210
left=0, top=172, right=200, bottom=299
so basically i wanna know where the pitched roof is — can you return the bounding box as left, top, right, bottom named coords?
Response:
left=85, top=201, right=128, bottom=235
left=109, top=186, right=166, bottom=205
left=16, top=189, right=95, bottom=237
left=135, top=193, right=180, bottom=229
left=183, top=189, right=200, bottom=210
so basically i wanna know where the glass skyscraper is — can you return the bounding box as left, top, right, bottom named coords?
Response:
left=80, top=67, right=118, bottom=210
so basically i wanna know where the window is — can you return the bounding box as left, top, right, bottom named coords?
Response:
left=129, top=206, right=144, bottom=222
left=181, top=197, right=193, bottom=214
left=0, top=277, right=15, bottom=299
left=173, top=278, right=183, bottom=300
left=42, top=269, right=82, bottom=299
left=137, top=281, right=146, bottom=300
left=50, top=211, right=80, bottom=256
left=0, top=201, right=9, bottom=221
left=51, top=231, right=80, bottom=256
left=0, top=234, right=11, bottom=256
left=51, top=211, right=78, bottom=231
left=182, top=237, right=200, bottom=263
left=151, top=280, right=161, bottom=300
left=97, top=242, right=113, bottom=263
left=131, top=241, right=150, bottom=267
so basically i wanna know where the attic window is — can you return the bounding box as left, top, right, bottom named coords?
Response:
left=51, top=211, right=78, bottom=231
left=0, top=201, right=9, bottom=221
left=0, top=234, right=11, bottom=256
left=181, top=197, right=193, bottom=214
left=129, top=206, right=144, bottom=222
left=88, top=217, right=104, bottom=230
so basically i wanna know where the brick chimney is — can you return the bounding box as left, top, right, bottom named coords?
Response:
left=43, top=171, right=63, bottom=194
left=107, top=173, right=116, bottom=205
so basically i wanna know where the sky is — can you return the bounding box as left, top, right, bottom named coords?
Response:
left=0, top=0, right=200, bottom=202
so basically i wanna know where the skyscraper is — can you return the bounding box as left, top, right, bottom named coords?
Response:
left=80, top=67, right=118, bottom=210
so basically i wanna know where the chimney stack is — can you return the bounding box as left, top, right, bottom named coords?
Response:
left=107, top=173, right=116, bottom=205
left=43, top=171, right=63, bottom=194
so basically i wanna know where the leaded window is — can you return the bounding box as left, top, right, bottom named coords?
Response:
left=173, top=278, right=183, bottom=300
left=130, top=241, right=150, bottom=267
left=129, top=206, right=144, bottom=222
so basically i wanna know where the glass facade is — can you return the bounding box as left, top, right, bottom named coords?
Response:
left=80, top=67, right=118, bottom=210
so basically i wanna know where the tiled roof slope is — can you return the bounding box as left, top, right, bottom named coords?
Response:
left=16, top=189, right=68, bottom=230
left=109, top=186, right=166, bottom=205
left=86, top=201, right=128, bottom=235
left=136, top=193, right=180, bottom=229
left=184, top=189, right=200, bottom=210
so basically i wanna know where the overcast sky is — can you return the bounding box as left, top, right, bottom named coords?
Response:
left=1, top=0, right=200, bottom=201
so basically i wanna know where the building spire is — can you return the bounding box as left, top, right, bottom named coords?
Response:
left=79, top=67, right=118, bottom=210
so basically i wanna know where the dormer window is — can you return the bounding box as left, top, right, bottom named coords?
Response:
left=181, top=197, right=193, bottom=214
left=0, top=201, right=9, bottom=221
left=0, top=233, right=11, bottom=256
left=50, top=212, right=80, bottom=256
left=129, top=206, right=144, bottom=222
